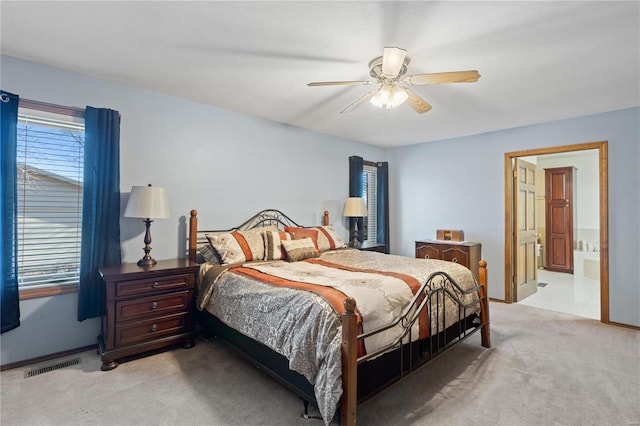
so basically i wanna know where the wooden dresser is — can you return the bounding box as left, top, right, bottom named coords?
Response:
left=98, top=258, right=199, bottom=371
left=415, top=239, right=482, bottom=280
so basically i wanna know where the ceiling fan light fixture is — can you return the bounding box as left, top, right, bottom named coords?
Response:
left=381, top=47, right=407, bottom=78
left=370, top=85, right=408, bottom=109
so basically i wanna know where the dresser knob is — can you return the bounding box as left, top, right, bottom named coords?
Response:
left=151, top=324, right=157, bottom=332
left=452, top=257, right=458, bottom=263
left=151, top=302, right=158, bottom=309
left=152, top=282, right=159, bottom=288
left=423, top=255, right=430, bottom=259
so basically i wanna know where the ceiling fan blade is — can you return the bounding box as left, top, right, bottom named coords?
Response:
left=382, top=47, right=407, bottom=78
left=405, top=70, right=481, bottom=85
left=340, top=90, right=377, bottom=114
left=307, top=80, right=373, bottom=87
left=403, top=88, right=432, bottom=114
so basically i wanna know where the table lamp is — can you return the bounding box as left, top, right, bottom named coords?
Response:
left=343, top=197, right=368, bottom=248
left=124, top=184, right=170, bottom=266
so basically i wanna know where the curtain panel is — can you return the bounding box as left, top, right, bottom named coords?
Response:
left=376, top=162, right=390, bottom=253
left=77, top=106, right=121, bottom=321
left=1, top=91, right=21, bottom=333
left=348, top=156, right=365, bottom=243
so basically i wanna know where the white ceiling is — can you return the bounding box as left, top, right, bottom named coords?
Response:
left=2, top=1, right=639, bottom=148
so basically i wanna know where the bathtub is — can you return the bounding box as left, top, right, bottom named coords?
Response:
left=574, top=250, right=600, bottom=280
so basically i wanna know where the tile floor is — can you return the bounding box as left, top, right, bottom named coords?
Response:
left=518, top=269, right=600, bottom=320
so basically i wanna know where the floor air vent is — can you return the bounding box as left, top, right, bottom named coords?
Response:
left=24, top=357, right=81, bottom=379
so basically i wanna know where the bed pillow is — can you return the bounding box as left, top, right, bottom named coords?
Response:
left=281, top=237, right=320, bottom=262
left=286, top=225, right=346, bottom=252
left=206, top=228, right=268, bottom=264
left=314, top=225, right=347, bottom=251
left=198, top=243, right=222, bottom=264
left=264, top=231, right=293, bottom=260
left=284, top=227, right=320, bottom=251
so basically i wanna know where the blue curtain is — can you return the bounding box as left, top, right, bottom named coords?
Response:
left=376, top=162, right=390, bottom=253
left=78, top=107, right=121, bottom=321
left=1, top=91, right=20, bottom=333
left=348, top=156, right=364, bottom=243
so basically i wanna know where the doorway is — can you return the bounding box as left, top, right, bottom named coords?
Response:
left=504, top=141, right=609, bottom=323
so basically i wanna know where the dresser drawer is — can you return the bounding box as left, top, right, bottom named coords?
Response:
left=115, top=312, right=189, bottom=347
left=415, top=240, right=482, bottom=281
left=116, top=274, right=192, bottom=298
left=416, top=244, right=440, bottom=260
left=116, top=291, right=190, bottom=323
left=441, top=247, right=470, bottom=268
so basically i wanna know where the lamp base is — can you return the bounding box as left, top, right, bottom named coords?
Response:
left=350, top=228, right=359, bottom=248
left=137, top=218, right=156, bottom=267
left=137, top=255, right=157, bottom=267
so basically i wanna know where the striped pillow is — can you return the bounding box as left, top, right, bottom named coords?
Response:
left=199, top=243, right=222, bottom=264
left=314, top=225, right=347, bottom=252
left=286, top=225, right=346, bottom=252
left=281, top=237, right=320, bottom=262
left=206, top=228, right=268, bottom=265
left=284, top=227, right=320, bottom=251
left=264, top=231, right=293, bottom=260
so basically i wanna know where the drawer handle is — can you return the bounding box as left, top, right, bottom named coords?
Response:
left=150, top=324, right=157, bottom=332
left=152, top=282, right=159, bottom=288
left=151, top=301, right=158, bottom=309
left=452, top=257, right=458, bottom=263
left=423, top=254, right=430, bottom=259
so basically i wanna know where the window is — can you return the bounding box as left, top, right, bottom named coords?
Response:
left=17, top=102, right=84, bottom=295
left=362, top=163, right=378, bottom=242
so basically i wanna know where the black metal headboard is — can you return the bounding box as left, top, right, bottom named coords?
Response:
left=188, top=209, right=303, bottom=262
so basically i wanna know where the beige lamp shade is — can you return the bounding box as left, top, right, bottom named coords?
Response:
left=343, top=197, right=368, bottom=217
left=124, top=185, right=170, bottom=219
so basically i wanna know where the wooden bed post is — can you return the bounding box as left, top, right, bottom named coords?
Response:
left=189, top=210, right=198, bottom=263
left=341, top=297, right=357, bottom=426
left=478, top=260, right=491, bottom=348
left=323, top=210, right=329, bottom=226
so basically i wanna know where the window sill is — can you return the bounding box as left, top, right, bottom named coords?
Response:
left=19, top=284, right=78, bottom=300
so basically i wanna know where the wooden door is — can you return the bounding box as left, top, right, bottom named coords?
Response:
left=545, top=167, right=575, bottom=274
left=514, top=159, right=538, bottom=301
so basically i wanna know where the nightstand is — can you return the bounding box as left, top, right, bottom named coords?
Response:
left=356, top=241, right=387, bottom=253
left=98, top=258, right=199, bottom=371
left=415, top=239, right=481, bottom=280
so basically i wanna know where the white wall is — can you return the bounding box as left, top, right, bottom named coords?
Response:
left=0, top=55, right=385, bottom=365
left=390, top=107, right=640, bottom=327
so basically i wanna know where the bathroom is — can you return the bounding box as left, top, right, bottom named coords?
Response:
left=519, top=149, right=600, bottom=319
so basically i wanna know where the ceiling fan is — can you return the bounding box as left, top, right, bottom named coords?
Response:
left=307, top=47, right=480, bottom=114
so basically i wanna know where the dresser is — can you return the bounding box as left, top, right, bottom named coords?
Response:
left=98, top=258, right=199, bottom=371
left=415, top=239, right=482, bottom=280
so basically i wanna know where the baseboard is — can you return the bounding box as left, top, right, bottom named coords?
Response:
left=608, top=321, right=640, bottom=331
left=0, top=344, right=97, bottom=371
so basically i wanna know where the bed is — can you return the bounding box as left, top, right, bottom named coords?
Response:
left=188, top=209, right=490, bottom=425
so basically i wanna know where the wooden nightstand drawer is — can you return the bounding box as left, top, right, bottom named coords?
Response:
left=115, top=312, right=189, bottom=347
left=116, top=291, right=190, bottom=322
left=116, top=274, right=191, bottom=298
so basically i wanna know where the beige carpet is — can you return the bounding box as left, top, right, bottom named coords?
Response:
left=1, top=302, right=639, bottom=426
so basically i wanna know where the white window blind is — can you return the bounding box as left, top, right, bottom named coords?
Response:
left=17, top=111, right=84, bottom=288
left=363, top=164, right=378, bottom=242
